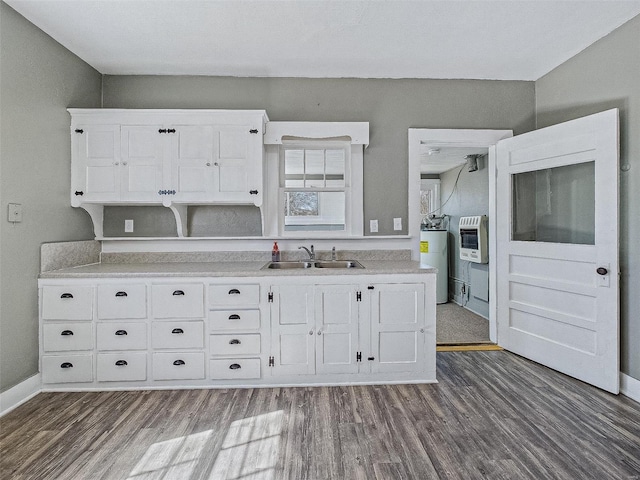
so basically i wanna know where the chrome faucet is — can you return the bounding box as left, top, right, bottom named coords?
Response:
left=298, top=245, right=315, bottom=260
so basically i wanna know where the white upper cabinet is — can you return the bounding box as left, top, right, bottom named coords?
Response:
left=70, top=109, right=268, bottom=207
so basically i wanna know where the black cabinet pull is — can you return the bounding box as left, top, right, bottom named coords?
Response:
left=60, top=362, right=73, bottom=369
left=60, top=330, right=74, bottom=336
left=115, top=291, right=128, bottom=297
left=115, top=330, right=128, bottom=336
left=228, top=314, right=241, bottom=320
left=249, top=189, right=258, bottom=195
left=172, top=290, right=185, bottom=296
left=228, top=289, right=241, bottom=295
left=171, top=328, right=184, bottom=334
left=597, top=267, right=608, bottom=276
left=229, top=363, right=241, bottom=370
left=229, top=339, right=241, bottom=345
left=75, top=129, right=84, bottom=134
left=167, top=128, right=176, bottom=133
left=173, top=359, right=185, bottom=366
left=158, top=128, right=167, bottom=133
left=74, top=191, right=84, bottom=196
left=115, top=360, right=128, bottom=366
left=368, top=356, right=375, bottom=361
left=249, top=129, right=258, bottom=134
left=60, top=293, right=74, bottom=299
left=367, top=286, right=375, bottom=290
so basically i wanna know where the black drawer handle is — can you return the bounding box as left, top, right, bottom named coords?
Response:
left=229, top=339, right=241, bottom=345
left=249, top=189, right=258, bottom=195
left=228, top=314, right=241, bottom=320
left=249, top=129, right=258, bottom=134
left=173, top=359, right=185, bottom=366
left=167, top=128, right=176, bottom=134
left=74, top=191, right=84, bottom=196
left=115, top=360, right=128, bottom=366
left=171, top=328, right=184, bottom=334
left=115, top=330, right=128, bottom=336
left=158, top=128, right=167, bottom=133
left=60, top=330, right=74, bottom=336
left=60, top=362, right=73, bottom=369
left=115, top=291, right=128, bottom=297
left=229, top=363, right=241, bottom=370
left=60, top=293, right=74, bottom=299
left=172, top=290, right=185, bottom=296
left=75, top=129, right=84, bottom=134
left=228, top=289, right=241, bottom=295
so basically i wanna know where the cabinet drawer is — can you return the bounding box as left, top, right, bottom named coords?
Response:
left=43, top=323, right=93, bottom=352
left=42, top=354, right=93, bottom=384
left=152, top=352, right=205, bottom=380
left=97, top=284, right=147, bottom=319
left=152, top=284, right=204, bottom=319
left=209, top=309, right=260, bottom=331
left=97, top=322, right=147, bottom=351
left=97, top=353, right=147, bottom=382
left=152, top=321, right=204, bottom=349
left=210, top=358, right=261, bottom=380
left=209, top=284, right=260, bottom=307
left=42, top=286, right=93, bottom=321
left=210, top=334, right=261, bottom=355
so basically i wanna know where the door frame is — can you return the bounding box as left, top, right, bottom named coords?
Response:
left=408, top=128, right=512, bottom=342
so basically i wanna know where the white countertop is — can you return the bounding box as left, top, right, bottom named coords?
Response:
left=39, top=260, right=436, bottom=278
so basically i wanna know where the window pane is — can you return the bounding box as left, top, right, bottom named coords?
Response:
left=512, top=161, right=595, bottom=244
left=305, top=150, right=325, bottom=187
left=284, top=191, right=345, bottom=231
left=284, top=150, right=305, bottom=187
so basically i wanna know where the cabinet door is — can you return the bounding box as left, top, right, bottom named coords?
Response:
left=120, top=126, right=165, bottom=202
left=270, top=285, right=315, bottom=375
left=170, top=125, right=216, bottom=202
left=315, top=285, right=360, bottom=374
left=212, top=126, right=261, bottom=204
left=369, top=284, right=425, bottom=374
left=72, top=125, right=120, bottom=204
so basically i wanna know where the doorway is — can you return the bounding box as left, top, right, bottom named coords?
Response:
left=408, top=129, right=513, bottom=345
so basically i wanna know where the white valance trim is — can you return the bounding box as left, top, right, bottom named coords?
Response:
left=264, top=121, right=369, bottom=147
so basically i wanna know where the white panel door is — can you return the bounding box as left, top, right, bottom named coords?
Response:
left=369, top=283, right=425, bottom=374
left=270, top=285, right=315, bottom=375
left=120, top=126, right=165, bottom=202
left=72, top=125, right=120, bottom=203
left=315, top=285, right=359, bottom=375
left=170, top=125, right=216, bottom=202
left=496, top=108, right=619, bottom=393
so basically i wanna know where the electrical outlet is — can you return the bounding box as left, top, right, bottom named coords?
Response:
left=124, top=219, right=134, bottom=233
left=393, top=217, right=402, bottom=231
left=7, top=203, right=22, bottom=223
left=370, top=219, right=378, bottom=233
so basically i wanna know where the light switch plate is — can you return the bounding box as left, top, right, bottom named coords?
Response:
left=8, top=203, right=22, bottom=223
left=370, top=219, right=378, bottom=233
left=393, top=217, right=402, bottom=230
left=124, top=219, right=134, bottom=233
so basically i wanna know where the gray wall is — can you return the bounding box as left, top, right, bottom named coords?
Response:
left=0, top=3, right=101, bottom=392
left=536, top=14, right=640, bottom=381
left=103, top=76, right=535, bottom=236
left=440, top=157, right=490, bottom=318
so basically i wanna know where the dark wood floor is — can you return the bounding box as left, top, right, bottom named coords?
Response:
left=2, top=351, right=640, bottom=479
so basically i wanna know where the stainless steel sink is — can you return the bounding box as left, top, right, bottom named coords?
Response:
left=262, top=261, right=314, bottom=270
left=314, top=260, right=364, bottom=269
left=261, top=260, right=364, bottom=270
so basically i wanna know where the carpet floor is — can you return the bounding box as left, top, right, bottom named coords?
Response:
left=436, top=302, right=491, bottom=345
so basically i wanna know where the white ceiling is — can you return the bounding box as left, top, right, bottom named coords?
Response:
left=5, top=0, right=640, bottom=81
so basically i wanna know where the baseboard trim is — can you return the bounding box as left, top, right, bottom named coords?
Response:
left=0, top=374, right=42, bottom=417
left=620, top=373, right=640, bottom=404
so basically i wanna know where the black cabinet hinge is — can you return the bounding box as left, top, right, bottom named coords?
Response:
left=74, top=128, right=84, bottom=134
left=268, top=292, right=274, bottom=302
left=268, top=356, right=274, bottom=367
left=74, top=191, right=84, bottom=196
left=356, top=352, right=362, bottom=362
left=249, top=190, right=258, bottom=195
left=158, top=128, right=167, bottom=133
left=356, top=291, right=362, bottom=302
left=249, top=129, right=259, bottom=134
left=367, top=285, right=375, bottom=290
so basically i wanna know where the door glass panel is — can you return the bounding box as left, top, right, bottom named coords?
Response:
left=512, top=161, right=595, bottom=244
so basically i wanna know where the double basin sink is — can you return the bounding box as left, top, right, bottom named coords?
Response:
left=262, top=260, right=364, bottom=270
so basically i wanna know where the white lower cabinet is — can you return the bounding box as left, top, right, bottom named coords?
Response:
left=39, top=272, right=435, bottom=389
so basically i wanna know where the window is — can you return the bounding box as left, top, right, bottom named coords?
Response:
left=280, top=142, right=349, bottom=233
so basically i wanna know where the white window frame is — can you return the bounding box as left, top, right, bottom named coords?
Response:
left=263, top=122, right=368, bottom=238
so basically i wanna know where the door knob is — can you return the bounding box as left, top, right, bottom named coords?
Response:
left=596, top=267, right=608, bottom=276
